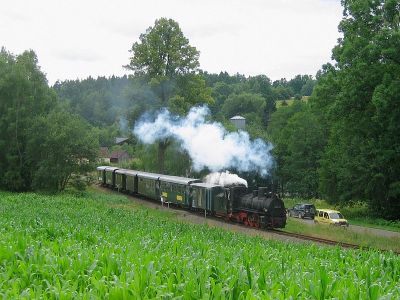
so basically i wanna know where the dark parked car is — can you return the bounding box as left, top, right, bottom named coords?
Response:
left=288, top=204, right=316, bottom=219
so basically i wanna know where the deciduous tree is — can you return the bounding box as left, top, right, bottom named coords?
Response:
left=0, top=49, right=56, bottom=190
left=126, top=18, right=206, bottom=173
left=312, top=0, right=400, bottom=218
left=27, top=111, right=99, bottom=191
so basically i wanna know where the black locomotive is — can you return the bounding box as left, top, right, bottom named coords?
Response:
left=97, top=166, right=286, bottom=229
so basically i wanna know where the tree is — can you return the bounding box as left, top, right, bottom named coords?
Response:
left=312, top=0, right=400, bottom=218
left=267, top=102, right=324, bottom=197
left=27, top=111, right=99, bottom=191
left=280, top=110, right=324, bottom=197
left=169, top=74, right=213, bottom=115
left=221, top=92, right=265, bottom=118
left=288, top=75, right=311, bottom=95
left=0, top=48, right=99, bottom=192
left=126, top=18, right=199, bottom=104
left=0, top=48, right=56, bottom=191
left=243, top=75, right=276, bottom=127
left=126, top=18, right=202, bottom=173
left=300, top=78, right=316, bottom=96
left=209, top=81, right=234, bottom=117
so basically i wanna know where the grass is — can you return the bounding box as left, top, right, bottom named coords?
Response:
left=1, top=189, right=399, bottom=299
left=276, top=96, right=309, bottom=108
left=349, top=218, right=400, bottom=232
left=284, top=218, right=400, bottom=252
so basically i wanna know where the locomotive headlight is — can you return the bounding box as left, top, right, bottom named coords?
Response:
left=264, top=208, right=268, bottom=212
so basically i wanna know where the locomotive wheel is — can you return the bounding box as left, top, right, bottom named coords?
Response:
left=248, top=213, right=261, bottom=228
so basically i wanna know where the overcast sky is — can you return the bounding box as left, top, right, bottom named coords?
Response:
left=1, top=0, right=343, bottom=85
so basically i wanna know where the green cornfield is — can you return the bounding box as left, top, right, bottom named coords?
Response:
left=0, top=190, right=399, bottom=299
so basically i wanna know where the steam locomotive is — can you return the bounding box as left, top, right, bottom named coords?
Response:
left=97, top=166, right=287, bottom=229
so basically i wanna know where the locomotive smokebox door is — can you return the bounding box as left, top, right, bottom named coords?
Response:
left=258, top=187, right=268, bottom=198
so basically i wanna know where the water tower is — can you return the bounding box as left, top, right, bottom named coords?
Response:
left=230, top=115, right=246, bottom=130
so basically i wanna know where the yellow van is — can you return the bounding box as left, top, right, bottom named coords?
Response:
left=314, top=209, right=349, bottom=227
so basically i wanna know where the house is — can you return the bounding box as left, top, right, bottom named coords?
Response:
left=109, top=150, right=130, bottom=164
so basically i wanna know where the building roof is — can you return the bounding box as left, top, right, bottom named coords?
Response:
left=230, top=115, right=246, bottom=120
left=115, top=137, right=129, bottom=145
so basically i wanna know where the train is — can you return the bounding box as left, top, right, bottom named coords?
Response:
left=97, top=166, right=287, bottom=229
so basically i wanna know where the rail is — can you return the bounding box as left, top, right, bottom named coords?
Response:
left=270, top=229, right=400, bottom=255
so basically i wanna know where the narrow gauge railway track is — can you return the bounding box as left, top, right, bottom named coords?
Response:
left=172, top=199, right=400, bottom=255
left=271, top=230, right=400, bottom=255
left=271, top=229, right=360, bottom=249
left=98, top=186, right=400, bottom=255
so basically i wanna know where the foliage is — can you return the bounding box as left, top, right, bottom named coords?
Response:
left=268, top=102, right=324, bottom=197
left=168, top=74, right=214, bottom=115
left=126, top=18, right=211, bottom=173
left=0, top=49, right=56, bottom=191
left=311, top=0, right=400, bottom=218
left=54, top=75, right=132, bottom=127
left=271, top=75, right=316, bottom=100
left=0, top=48, right=98, bottom=192
left=27, top=111, right=99, bottom=191
left=126, top=18, right=199, bottom=81
left=0, top=190, right=399, bottom=298
left=221, top=92, right=265, bottom=118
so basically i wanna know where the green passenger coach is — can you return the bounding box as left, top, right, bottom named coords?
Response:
left=137, top=172, right=160, bottom=199
left=124, top=170, right=138, bottom=193
left=115, top=169, right=129, bottom=191
left=105, top=167, right=119, bottom=186
left=96, top=166, right=108, bottom=185
left=159, top=175, right=201, bottom=206
left=191, top=183, right=226, bottom=213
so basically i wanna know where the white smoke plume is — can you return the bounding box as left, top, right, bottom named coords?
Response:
left=133, top=106, right=274, bottom=176
left=204, top=171, right=248, bottom=187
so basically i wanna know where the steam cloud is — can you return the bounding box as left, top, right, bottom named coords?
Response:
left=133, top=106, right=274, bottom=176
left=204, top=171, right=248, bottom=187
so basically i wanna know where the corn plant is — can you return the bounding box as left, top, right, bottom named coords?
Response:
left=0, top=190, right=399, bottom=299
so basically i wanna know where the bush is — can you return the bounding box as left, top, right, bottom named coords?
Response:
left=69, top=174, right=89, bottom=191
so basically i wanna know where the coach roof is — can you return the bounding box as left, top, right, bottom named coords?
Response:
left=159, top=175, right=201, bottom=185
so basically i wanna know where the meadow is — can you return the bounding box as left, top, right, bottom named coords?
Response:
left=0, top=190, right=399, bottom=299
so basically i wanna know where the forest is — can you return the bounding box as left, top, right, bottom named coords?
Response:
left=0, top=0, right=399, bottom=219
